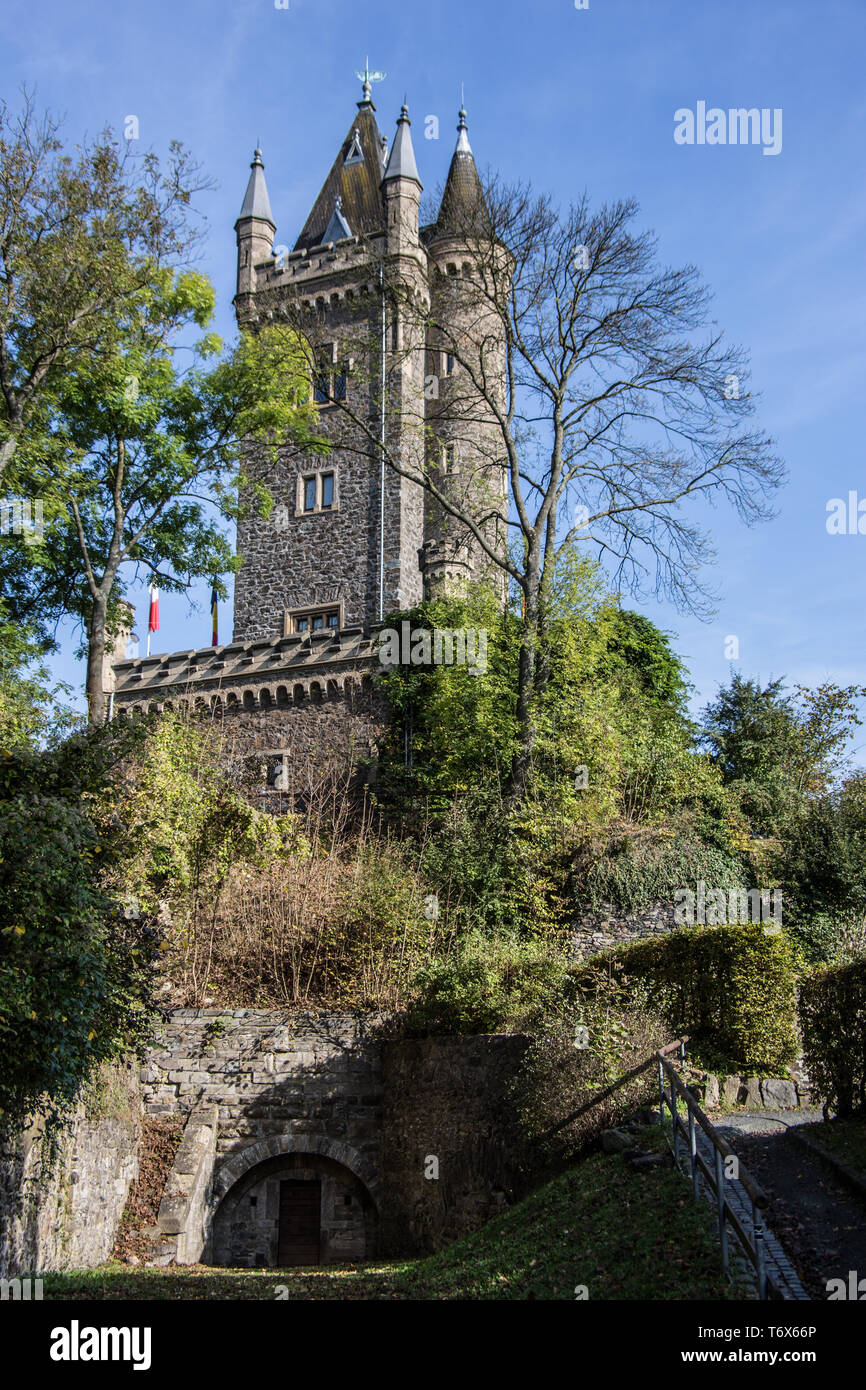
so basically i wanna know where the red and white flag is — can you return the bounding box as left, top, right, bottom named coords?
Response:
left=147, top=586, right=159, bottom=656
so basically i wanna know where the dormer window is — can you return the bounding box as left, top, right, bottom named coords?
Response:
left=344, top=129, right=364, bottom=166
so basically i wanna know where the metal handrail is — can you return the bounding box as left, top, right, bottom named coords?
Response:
left=535, top=1036, right=689, bottom=1145
left=538, top=1035, right=780, bottom=1298
left=656, top=1049, right=777, bottom=1300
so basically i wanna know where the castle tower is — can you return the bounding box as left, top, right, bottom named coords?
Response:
left=423, top=107, right=508, bottom=597
left=108, top=80, right=512, bottom=737
left=235, top=149, right=276, bottom=312
left=231, top=83, right=508, bottom=648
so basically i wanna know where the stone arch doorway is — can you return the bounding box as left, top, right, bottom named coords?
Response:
left=211, top=1139, right=379, bottom=1269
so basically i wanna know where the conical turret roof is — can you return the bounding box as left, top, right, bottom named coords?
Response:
left=382, top=104, right=422, bottom=186
left=294, top=105, right=388, bottom=251
left=433, top=107, right=491, bottom=238
left=237, top=148, right=275, bottom=226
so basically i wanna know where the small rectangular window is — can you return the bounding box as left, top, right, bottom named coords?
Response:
left=334, top=365, right=347, bottom=401
left=312, top=615, right=324, bottom=631
left=321, top=473, right=334, bottom=509
left=327, top=613, right=339, bottom=629
left=296, top=617, right=309, bottom=632
left=445, top=352, right=455, bottom=376
left=442, top=443, right=456, bottom=474
left=314, top=371, right=330, bottom=404
left=303, top=477, right=317, bottom=511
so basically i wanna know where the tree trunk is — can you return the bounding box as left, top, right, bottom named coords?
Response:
left=0, top=434, right=18, bottom=484
left=86, top=591, right=109, bottom=725
left=508, top=552, right=542, bottom=803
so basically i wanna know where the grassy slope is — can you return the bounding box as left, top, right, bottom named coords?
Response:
left=44, top=1151, right=741, bottom=1301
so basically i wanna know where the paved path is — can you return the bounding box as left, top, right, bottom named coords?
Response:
left=703, top=1108, right=866, bottom=1302
left=672, top=1115, right=810, bottom=1299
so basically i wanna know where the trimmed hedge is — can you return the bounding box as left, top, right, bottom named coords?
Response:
left=800, top=959, right=866, bottom=1116
left=570, top=925, right=800, bottom=1073
left=405, top=932, right=569, bottom=1035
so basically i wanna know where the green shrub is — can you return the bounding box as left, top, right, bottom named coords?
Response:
left=515, top=979, right=670, bottom=1163
left=800, top=959, right=866, bottom=1116
left=570, top=925, right=800, bottom=1073
left=574, top=833, right=749, bottom=914
left=405, top=931, right=570, bottom=1035
left=0, top=724, right=158, bottom=1125
left=787, top=911, right=866, bottom=967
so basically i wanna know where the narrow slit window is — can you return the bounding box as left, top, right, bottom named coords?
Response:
left=333, top=366, right=347, bottom=401
left=303, top=477, right=317, bottom=511
left=321, top=473, right=335, bottom=509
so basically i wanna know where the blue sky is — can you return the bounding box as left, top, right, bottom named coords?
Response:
left=3, top=0, right=865, bottom=743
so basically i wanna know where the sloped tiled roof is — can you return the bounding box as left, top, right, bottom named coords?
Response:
left=294, top=105, right=387, bottom=251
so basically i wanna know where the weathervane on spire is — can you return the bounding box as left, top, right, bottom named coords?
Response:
left=355, top=55, right=386, bottom=104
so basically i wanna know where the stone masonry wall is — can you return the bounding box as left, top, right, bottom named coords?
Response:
left=141, top=1010, right=385, bottom=1186
left=139, top=1011, right=536, bottom=1264
left=0, top=1063, right=140, bottom=1277
left=571, top=900, right=680, bottom=960
left=380, top=1034, right=531, bottom=1254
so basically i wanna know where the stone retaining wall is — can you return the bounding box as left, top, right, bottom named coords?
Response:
left=139, top=1011, right=536, bottom=1262
left=571, top=900, right=680, bottom=959
left=380, top=1034, right=532, bottom=1253
left=0, top=1064, right=140, bottom=1277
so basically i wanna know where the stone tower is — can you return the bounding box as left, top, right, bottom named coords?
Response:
left=231, top=82, right=508, bottom=647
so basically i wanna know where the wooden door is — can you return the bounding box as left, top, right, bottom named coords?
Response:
left=277, top=1180, right=321, bottom=1266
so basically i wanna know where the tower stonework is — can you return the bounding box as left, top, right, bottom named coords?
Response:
left=232, top=90, right=507, bottom=645
left=109, top=82, right=508, bottom=759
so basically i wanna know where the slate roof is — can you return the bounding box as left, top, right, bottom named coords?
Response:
left=293, top=105, right=387, bottom=251
left=238, top=149, right=274, bottom=225
left=382, top=105, right=421, bottom=186
left=432, top=110, right=491, bottom=239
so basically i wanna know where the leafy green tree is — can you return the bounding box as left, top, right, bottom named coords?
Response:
left=596, top=609, right=691, bottom=719
left=782, top=771, right=866, bottom=962
left=0, top=722, right=156, bottom=1125
left=0, top=92, right=209, bottom=482
left=0, top=604, right=81, bottom=752
left=8, top=271, right=322, bottom=723
left=700, top=674, right=866, bottom=836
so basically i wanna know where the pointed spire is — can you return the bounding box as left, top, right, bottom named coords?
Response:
left=434, top=104, right=490, bottom=238
left=382, top=104, right=422, bottom=187
left=238, top=148, right=274, bottom=226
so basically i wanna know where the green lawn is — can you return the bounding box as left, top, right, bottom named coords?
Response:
left=44, top=1150, right=743, bottom=1301
left=801, top=1116, right=866, bottom=1180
